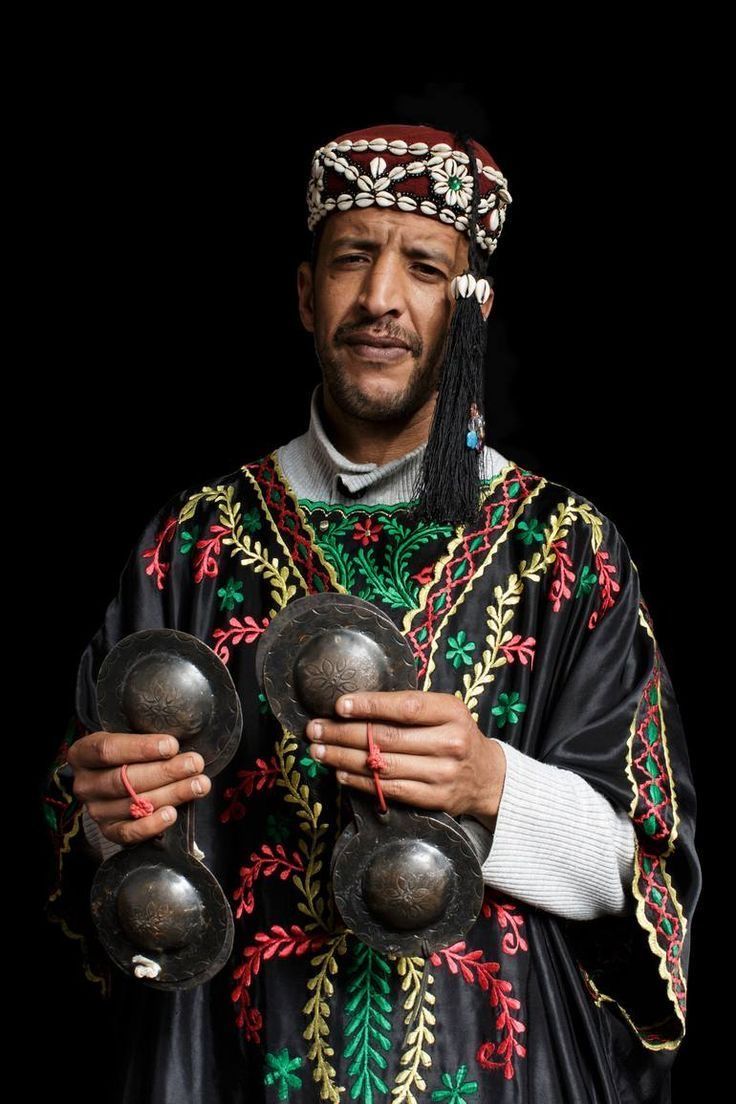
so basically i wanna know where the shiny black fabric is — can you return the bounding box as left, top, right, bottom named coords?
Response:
left=43, top=452, right=701, bottom=1103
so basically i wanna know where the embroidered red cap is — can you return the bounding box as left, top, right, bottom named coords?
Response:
left=306, top=123, right=512, bottom=255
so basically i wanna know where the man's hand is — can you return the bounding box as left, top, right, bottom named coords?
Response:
left=67, top=732, right=212, bottom=846
left=305, top=690, right=506, bottom=828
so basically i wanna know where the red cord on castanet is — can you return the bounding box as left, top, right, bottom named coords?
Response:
left=120, top=763, right=156, bottom=819
left=365, top=721, right=388, bottom=815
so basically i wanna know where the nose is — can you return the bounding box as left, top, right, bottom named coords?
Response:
left=355, top=252, right=407, bottom=319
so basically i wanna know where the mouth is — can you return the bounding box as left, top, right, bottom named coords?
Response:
left=343, top=334, right=411, bottom=363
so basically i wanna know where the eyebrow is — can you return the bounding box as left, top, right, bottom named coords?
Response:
left=329, top=236, right=454, bottom=270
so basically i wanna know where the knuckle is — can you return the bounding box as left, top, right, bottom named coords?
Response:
left=445, top=735, right=466, bottom=759
left=386, top=778, right=405, bottom=799
left=402, top=695, right=421, bottom=720
left=116, top=821, right=136, bottom=846
left=436, top=761, right=456, bottom=785
left=165, top=756, right=188, bottom=781
left=365, top=697, right=379, bottom=717
left=95, top=734, right=117, bottom=766
left=380, top=725, right=402, bottom=748
left=72, top=774, right=89, bottom=801
left=379, top=752, right=396, bottom=775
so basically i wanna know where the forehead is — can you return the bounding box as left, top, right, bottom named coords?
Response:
left=319, top=207, right=467, bottom=265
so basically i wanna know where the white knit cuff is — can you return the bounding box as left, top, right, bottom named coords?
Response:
left=481, top=739, right=637, bottom=920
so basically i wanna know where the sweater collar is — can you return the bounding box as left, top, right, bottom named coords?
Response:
left=275, top=382, right=508, bottom=506
left=303, top=383, right=427, bottom=499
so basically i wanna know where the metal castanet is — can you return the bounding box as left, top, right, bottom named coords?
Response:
left=257, top=593, right=494, bottom=957
left=90, top=628, right=243, bottom=989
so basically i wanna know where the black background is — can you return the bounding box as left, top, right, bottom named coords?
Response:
left=24, top=50, right=714, bottom=1101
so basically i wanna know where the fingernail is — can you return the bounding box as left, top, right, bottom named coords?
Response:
left=312, top=722, right=323, bottom=740
left=192, top=778, right=204, bottom=795
left=310, top=743, right=325, bottom=760
left=159, top=739, right=175, bottom=757
left=340, top=698, right=353, bottom=714
left=186, top=757, right=198, bottom=774
left=161, top=808, right=172, bottom=822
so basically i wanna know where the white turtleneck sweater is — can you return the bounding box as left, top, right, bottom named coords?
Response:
left=83, top=383, right=638, bottom=922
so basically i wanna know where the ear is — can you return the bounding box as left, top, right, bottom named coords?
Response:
left=297, top=261, right=315, bottom=333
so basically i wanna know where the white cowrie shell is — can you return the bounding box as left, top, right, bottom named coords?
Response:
left=474, top=279, right=492, bottom=305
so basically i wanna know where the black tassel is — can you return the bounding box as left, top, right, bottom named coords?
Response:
left=407, top=131, right=491, bottom=531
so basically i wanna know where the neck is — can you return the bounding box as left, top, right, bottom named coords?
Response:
left=321, top=384, right=436, bottom=465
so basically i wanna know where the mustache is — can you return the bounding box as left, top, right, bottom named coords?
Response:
left=336, top=324, right=420, bottom=353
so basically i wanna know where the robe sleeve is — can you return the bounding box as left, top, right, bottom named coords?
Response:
left=41, top=485, right=192, bottom=997
left=538, top=508, right=702, bottom=1051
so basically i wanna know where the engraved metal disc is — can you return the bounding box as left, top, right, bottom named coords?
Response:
left=91, top=832, right=234, bottom=990
left=97, top=628, right=242, bottom=775
left=257, top=593, right=417, bottom=734
left=116, top=866, right=206, bottom=952
left=330, top=796, right=487, bottom=957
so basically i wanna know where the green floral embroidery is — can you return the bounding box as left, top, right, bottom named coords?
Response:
left=265, top=812, right=291, bottom=844
left=299, top=753, right=329, bottom=780
left=263, top=1048, right=303, bottom=1100
left=343, top=939, right=393, bottom=1102
left=575, top=563, right=598, bottom=597
left=217, top=577, right=244, bottom=611
left=305, top=508, right=453, bottom=611
left=179, top=523, right=200, bottom=554
left=241, top=507, right=262, bottom=534
left=492, top=690, right=527, bottom=729
left=445, top=630, right=476, bottom=669
left=431, top=1065, right=479, bottom=1103
left=257, top=690, right=270, bottom=715
left=516, top=517, right=544, bottom=546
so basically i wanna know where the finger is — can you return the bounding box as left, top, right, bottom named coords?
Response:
left=334, top=690, right=461, bottom=726
left=336, top=770, right=443, bottom=810
left=85, top=772, right=212, bottom=823
left=68, top=731, right=180, bottom=770
left=308, top=743, right=458, bottom=786
left=102, top=805, right=180, bottom=847
left=73, top=752, right=206, bottom=803
left=306, top=718, right=455, bottom=756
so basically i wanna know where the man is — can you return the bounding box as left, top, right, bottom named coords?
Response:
left=43, top=123, right=701, bottom=1102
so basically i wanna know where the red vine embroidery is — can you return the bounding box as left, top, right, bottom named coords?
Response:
left=548, top=538, right=575, bottom=613
left=498, top=634, right=536, bottom=669
left=232, top=925, right=328, bottom=1044
left=212, top=615, right=270, bottom=663
left=588, top=549, right=620, bottom=630
left=142, top=514, right=178, bottom=591
left=481, top=892, right=529, bottom=956
left=430, top=942, right=527, bottom=1081
left=233, top=843, right=305, bottom=918
left=220, top=755, right=280, bottom=824
left=193, top=523, right=231, bottom=583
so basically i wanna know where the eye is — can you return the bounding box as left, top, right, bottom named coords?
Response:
left=334, top=255, right=443, bottom=277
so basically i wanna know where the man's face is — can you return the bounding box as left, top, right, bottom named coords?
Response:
left=297, top=208, right=493, bottom=423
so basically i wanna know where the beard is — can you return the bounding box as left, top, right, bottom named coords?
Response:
left=313, top=329, right=447, bottom=424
